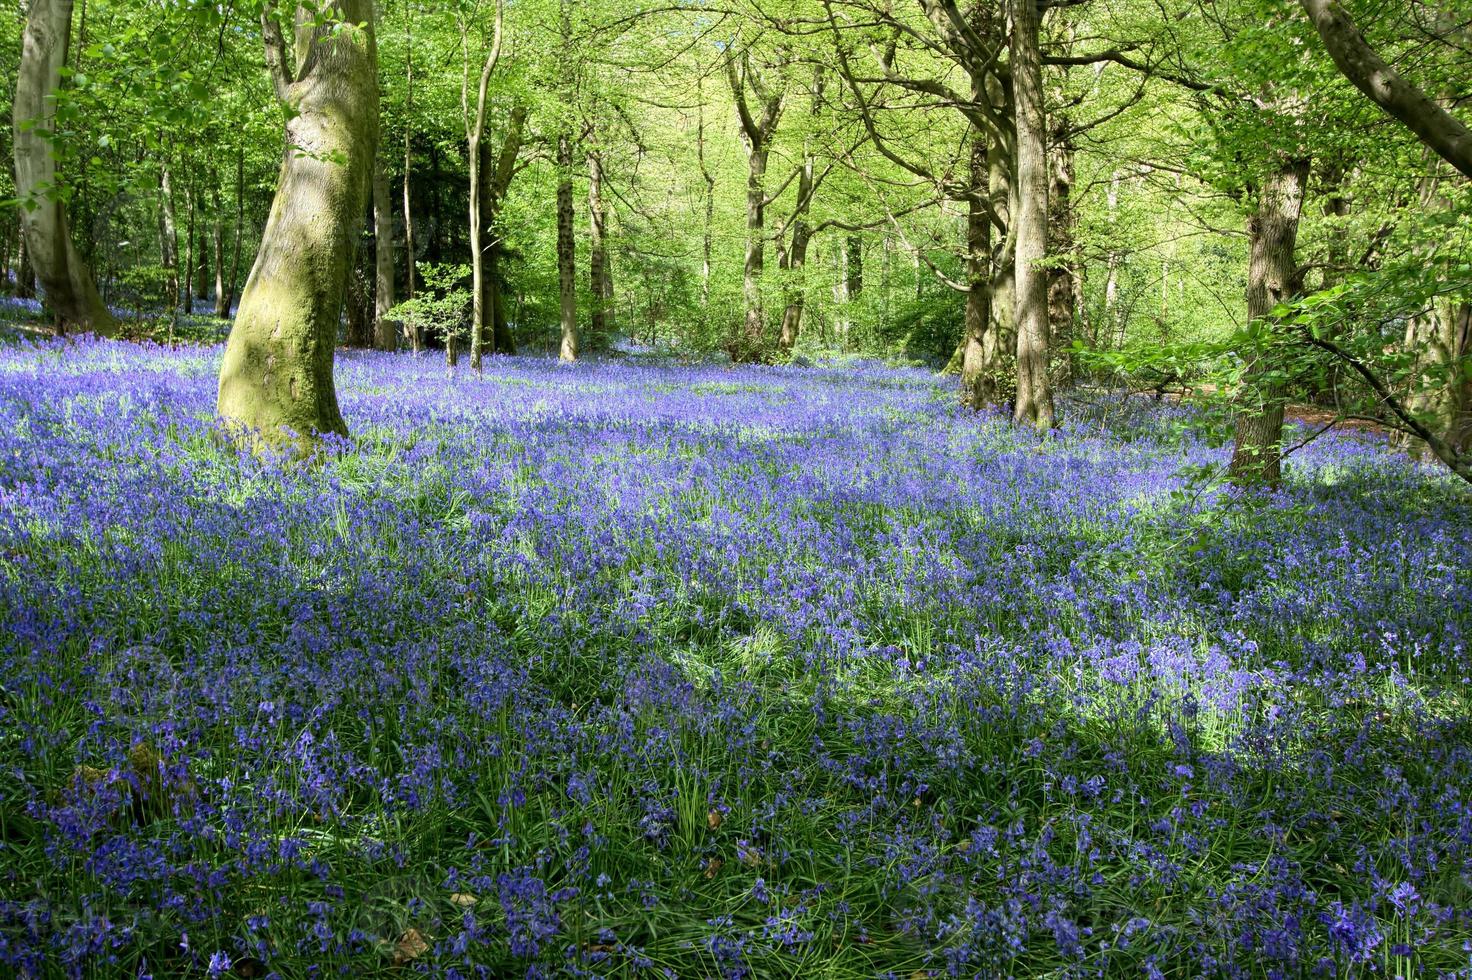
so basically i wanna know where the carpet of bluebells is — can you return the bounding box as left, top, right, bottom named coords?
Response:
left=2, top=337, right=1471, bottom=979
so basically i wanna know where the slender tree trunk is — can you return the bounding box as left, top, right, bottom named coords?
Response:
left=697, top=85, right=715, bottom=307
left=556, top=133, right=578, bottom=361
left=987, top=75, right=1015, bottom=383
left=217, top=0, right=379, bottom=448
left=1048, top=117, right=1077, bottom=387
left=1229, top=157, right=1310, bottom=485
left=12, top=0, right=116, bottom=334
left=403, top=5, right=418, bottom=352
left=211, top=182, right=227, bottom=317
left=740, top=144, right=769, bottom=358
left=588, top=146, right=608, bottom=339
left=1104, top=170, right=1122, bottom=344
left=159, top=164, right=180, bottom=312
left=1010, top=0, right=1054, bottom=430
left=372, top=155, right=396, bottom=350
left=223, top=147, right=244, bottom=314
left=182, top=176, right=197, bottom=314
left=15, top=228, right=34, bottom=299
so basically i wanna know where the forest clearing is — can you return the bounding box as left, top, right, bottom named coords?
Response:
left=2, top=0, right=1471, bottom=975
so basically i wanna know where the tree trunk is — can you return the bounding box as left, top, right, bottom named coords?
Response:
left=224, top=146, right=245, bottom=316
left=182, top=177, right=197, bottom=315
left=987, top=76, right=1016, bottom=381
left=1048, top=117, right=1077, bottom=388
left=15, top=228, right=35, bottom=299
left=1229, top=157, right=1310, bottom=485
left=372, top=155, right=396, bottom=350
left=217, top=0, right=378, bottom=448
left=13, top=0, right=117, bottom=334
left=698, top=92, right=715, bottom=307
left=846, top=236, right=862, bottom=299
left=960, top=130, right=997, bottom=409
left=403, top=5, right=418, bottom=352
left=777, top=219, right=811, bottom=354
left=588, top=147, right=608, bottom=339
left=211, top=182, right=227, bottom=317
left=556, top=133, right=578, bottom=361
left=1010, top=0, right=1054, bottom=431
left=740, top=144, right=769, bottom=358
left=159, top=165, right=180, bottom=312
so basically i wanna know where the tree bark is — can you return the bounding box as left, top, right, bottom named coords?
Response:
left=479, top=107, right=525, bottom=354
left=960, top=131, right=997, bottom=409
left=159, top=165, right=180, bottom=312
left=12, top=0, right=117, bottom=334
left=1298, top=0, right=1472, bottom=180
left=727, top=51, right=785, bottom=362
left=372, top=155, right=396, bottom=350
left=465, top=2, right=504, bottom=371
left=225, top=146, right=245, bottom=317
left=15, top=228, right=35, bottom=299
left=1047, top=113, right=1077, bottom=387
left=556, top=133, right=578, bottom=361
left=1229, top=157, right=1310, bottom=485
left=211, top=181, right=227, bottom=317
left=217, top=0, right=378, bottom=448
left=1010, top=0, right=1054, bottom=431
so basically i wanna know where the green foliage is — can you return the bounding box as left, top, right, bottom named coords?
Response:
left=387, top=264, right=472, bottom=348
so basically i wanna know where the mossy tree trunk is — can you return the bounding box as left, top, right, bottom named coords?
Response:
left=217, top=0, right=378, bottom=448
left=12, top=0, right=117, bottom=335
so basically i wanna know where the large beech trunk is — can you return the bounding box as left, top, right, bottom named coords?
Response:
left=1230, top=158, right=1310, bottom=485
left=1010, top=0, right=1055, bottom=430
left=217, top=0, right=378, bottom=447
left=12, top=0, right=117, bottom=335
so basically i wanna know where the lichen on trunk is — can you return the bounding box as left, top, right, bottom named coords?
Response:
left=217, top=0, right=379, bottom=450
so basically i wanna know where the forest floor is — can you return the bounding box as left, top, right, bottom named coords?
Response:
left=1, top=337, right=1470, bottom=977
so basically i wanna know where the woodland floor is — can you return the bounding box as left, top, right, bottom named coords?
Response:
left=1, top=337, right=1470, bottom=977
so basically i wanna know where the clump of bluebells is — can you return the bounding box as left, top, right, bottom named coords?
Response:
left=1, top=337, right=1470, bottom=978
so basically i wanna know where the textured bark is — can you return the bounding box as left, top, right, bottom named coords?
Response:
left=776, top=214, right=811, bottom=354
left=1230, top=158, right=1310, bottom=485
left=987, top=74, right=1015, bottom=372
left=1010, top=0, right=1054, bottom=431
left=12, top=0, right=116, bottom=334
left=556, top=133, right=578, bottom=361
left=1047, top=117, right=1077, bottom=387
left=217, top=0, right=379, bottom=448
left=960, top=132, right=997, bottom=409
left=1298, top=0, right=1472, bottom=179
left=846, top=236, right=862, bottom=300
left=372, top=156, right=396, bottom=350
left=727, top=51, right=785, bottom=361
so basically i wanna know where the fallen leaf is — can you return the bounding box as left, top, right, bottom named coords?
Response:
left=449, top=892, right=478, bottom=908
left=391, top=927, right=429, bottom=966
left=707, top=809, right=723, bottom=830
left=703, top=857, right=724, bottom=879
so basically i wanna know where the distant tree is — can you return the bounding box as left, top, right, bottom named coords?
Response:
left=12, top=0, right=117, bottom=335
